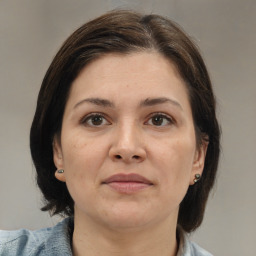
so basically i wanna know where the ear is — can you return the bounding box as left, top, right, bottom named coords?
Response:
left=189, top=139, right=209, bottom=185
left=53, top=136, right=66, bottom=182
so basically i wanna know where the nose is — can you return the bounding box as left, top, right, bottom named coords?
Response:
left=109, top=122, right=146, bottom=163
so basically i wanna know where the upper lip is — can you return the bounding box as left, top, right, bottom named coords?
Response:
left=102, top=173, right=153, bottom=185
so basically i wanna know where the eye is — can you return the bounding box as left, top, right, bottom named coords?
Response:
left=146, top=113, right=174, bottom=126
left=81, top=113, right=110, bottom=127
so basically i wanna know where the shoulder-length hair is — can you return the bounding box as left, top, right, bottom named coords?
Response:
left=30, top=10, right=220, bottom=233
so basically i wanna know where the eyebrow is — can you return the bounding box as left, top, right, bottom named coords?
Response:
left=140, top=97, right=183, bottom=110
left=74, top=98, right=114, bottom=109
left=74, top=97, right=182, bottom=110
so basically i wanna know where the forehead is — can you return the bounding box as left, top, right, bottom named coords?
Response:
left=66, top=52, right=190, bottom=110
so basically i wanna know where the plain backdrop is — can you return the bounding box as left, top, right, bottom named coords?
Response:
left=0, top=1, right=255, bottom=255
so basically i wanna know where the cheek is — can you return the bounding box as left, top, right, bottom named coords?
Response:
left=152, top=136, right=196, bottom=184
left=62, top=128, right=95, bottom=162
left=60, top=133, right=100, bottom=204
left=60, top=131, right=100, bottom=182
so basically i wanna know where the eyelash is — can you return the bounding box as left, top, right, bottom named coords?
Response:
left=80, top=113, right=110, bottom=127
left=145, top=113, right=175, bottom=126
left=80, top=112, right=175, bottom=127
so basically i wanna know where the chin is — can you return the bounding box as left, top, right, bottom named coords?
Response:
left=98, top=203, right=158, bottom=231
left=103, top=215, right=153, bottom=232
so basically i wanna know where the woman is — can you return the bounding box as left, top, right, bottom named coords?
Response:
left=0, top=10, right=220, bottom=256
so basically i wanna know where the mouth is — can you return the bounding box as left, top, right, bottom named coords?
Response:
left=102, top=173, right=153, bottom=194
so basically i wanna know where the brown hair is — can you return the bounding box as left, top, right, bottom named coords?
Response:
left=30, top=10, right=220, bottom=233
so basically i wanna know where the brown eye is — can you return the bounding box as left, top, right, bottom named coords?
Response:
left=91, top=115, right=104, bottom=125
left=147, top=114, right=173, bottom=126
left=152, top=115, right=164, bottom=126
left=82, top=114, right=109, bottom=127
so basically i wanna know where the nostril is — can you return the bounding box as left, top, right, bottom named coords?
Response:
left=112, top=154, right=143, bottom=161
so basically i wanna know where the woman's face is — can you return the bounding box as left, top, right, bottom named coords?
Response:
left=54, top=52, right=207, bottom=231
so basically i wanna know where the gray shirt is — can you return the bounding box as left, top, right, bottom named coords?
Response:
left=0, top=218, right=213, bottom=255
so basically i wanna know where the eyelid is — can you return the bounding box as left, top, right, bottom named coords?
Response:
left=80, top=112, right=111, bottom=126
left=79, top=112, right=175, bottom=126
left=145, top=112, right=176, bottom=125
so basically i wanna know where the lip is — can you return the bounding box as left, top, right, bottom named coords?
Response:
left=102, top=173, right=153, bottom=194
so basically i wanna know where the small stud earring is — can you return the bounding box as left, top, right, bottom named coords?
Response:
left=57, top=169, right=64, bottom=174
left=194, top=174, right=201, bottom=183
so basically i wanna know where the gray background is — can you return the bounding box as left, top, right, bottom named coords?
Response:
left=0, top=1, right=255, bottom=255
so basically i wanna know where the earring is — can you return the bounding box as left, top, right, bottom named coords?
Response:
left=193, top=174, right=201, bottom=183
left=56, top=169, right=64, bottom=173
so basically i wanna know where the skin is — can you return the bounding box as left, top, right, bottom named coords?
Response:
left=53, top=52, right=208, bottom=256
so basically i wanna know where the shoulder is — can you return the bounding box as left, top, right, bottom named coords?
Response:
left=0, top=218, right=73, bottom=256
left=177, top=227, right=213, bottom=256
left=188, top=241, right=213, bottom=256
left=0, top=228, right=45, bottom=255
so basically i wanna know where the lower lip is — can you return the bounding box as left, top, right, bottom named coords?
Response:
left=105, top=182, right=151, bottom=194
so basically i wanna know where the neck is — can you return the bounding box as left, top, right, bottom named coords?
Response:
left=72, top=213, right=178, bottom=256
